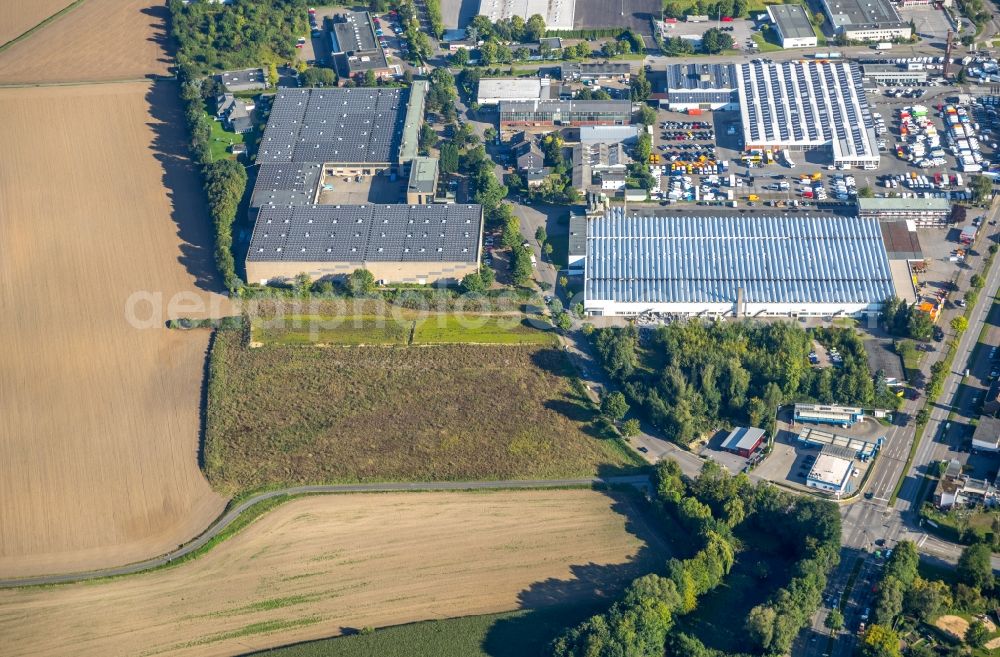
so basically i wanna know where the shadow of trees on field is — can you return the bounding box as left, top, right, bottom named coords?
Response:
left=140, top=5, right=174, bottom=70
left=144, top=80, right=227, bottom=294
left=481, top=489, right=673, bottom=656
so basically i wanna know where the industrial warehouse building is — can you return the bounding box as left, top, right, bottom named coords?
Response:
left=662, top=63, right=738, bottom=111
left=330, top=11, right=393, bottom=81
left=477, top=0, right=575, bottom=30
left=499, top=99, right=632, bottom=128
left=582, top=210, right=896, bottom=318
left=767, top=4, right=818, bottom=48
left=820, top=0, right=911, bottom=41
left=244, top=83, right=471, bottom=286
left=737, top=60, right=881, bottom=169
left=246, top=204, right=483, bottom=285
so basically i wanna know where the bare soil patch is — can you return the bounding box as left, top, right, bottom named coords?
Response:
left=935, top=614, right=969, bottom=639
left=0, top=0, right=74, bottom=47
left=0, top=81, right=230, bottom=578
left=0, top=0, right=171, bottom=84
left=0, top=490, right=664, bottom=657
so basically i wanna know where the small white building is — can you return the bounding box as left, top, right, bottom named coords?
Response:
left=972, top=416, right=1000, bottom=452
left=767, top=4, right=818, bottom=49
left=806, top=453, right=854, bottom=496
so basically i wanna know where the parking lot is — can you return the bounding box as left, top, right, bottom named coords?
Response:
left=899, top=6, right=954, bottom=44
left=315, top=173, right=405, bottom=204
left=752, top=409, right=885, bottom=495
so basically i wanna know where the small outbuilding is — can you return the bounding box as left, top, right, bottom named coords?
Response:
left=721, top=426, right=766, bottom=457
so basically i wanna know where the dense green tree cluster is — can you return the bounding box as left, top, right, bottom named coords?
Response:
left=591, top=322, right=880, bottom=446
left=881, top=296, right=934, bottom=341
left=663, top=0, right=750, bottom=19
left=701, top=28, right=734, bottom=54
left=425, top=68, right=458, bottom=121
left=553, top=460, right=840, bottom=657
left=168, top=0, right=307, bottom=78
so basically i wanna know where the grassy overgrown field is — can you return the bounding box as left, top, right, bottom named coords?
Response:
left=252, top=314, right=558, bottom=346
left=206, top=331, right=640, bottom=493
left=241, top=604, right=604, bottom=657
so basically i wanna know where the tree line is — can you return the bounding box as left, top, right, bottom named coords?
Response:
left=178, top=79, right=247, bottom=293
left=591, top=321, right=894, bottom=446
left=551, top=459, right=841, bottom=656
left=168, top=0, right=307, bottom=79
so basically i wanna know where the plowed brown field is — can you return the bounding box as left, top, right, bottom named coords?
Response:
left=0, top=0, right=74, bottom=47
left=0, top=0, right=171, bottom=84
left=0, top=490, right=664, bottom=657
left=0, top=81, right=229, bottom=578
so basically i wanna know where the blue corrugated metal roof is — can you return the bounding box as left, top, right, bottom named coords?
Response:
left=585, top=210, right=895, bottom=305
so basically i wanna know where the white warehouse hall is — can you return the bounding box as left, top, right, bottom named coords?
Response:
left=583, top=210, right=896, bottom=318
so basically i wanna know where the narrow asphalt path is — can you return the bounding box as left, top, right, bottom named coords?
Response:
left=0, top=475, right=652, bottom=589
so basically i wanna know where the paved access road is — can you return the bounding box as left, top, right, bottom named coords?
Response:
left=0, top=475, right=652, bottom=589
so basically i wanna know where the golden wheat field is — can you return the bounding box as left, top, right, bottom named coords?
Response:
left=0, top=81, right=230, bottom=578
left=0, top=490, right=665, bottom=657
left=0, top=0, right=172, bottom=84
left=0, top=0, right=74, bottom=47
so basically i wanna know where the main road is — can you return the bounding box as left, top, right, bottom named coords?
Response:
left=0, top=475, right=652, bottom=589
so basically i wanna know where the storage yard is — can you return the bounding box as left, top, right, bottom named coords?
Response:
left=0, top=81, right=229, bottom=578
left=0, top=490, right=664, bottom=657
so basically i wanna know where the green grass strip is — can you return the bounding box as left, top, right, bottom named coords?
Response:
left=0, top=0, right=87, bottom=53
left=839, top=556, right=864, bottom=612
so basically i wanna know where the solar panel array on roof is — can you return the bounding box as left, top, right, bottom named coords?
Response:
left=247, top=204, right=482, bottom=263
left=251, top=163, right=323, bottom=208
left=585, top=209, right=894, bottom=306
left=665, top=63, right=736, bottom=91
left=736, top=60, right=878, bottom=163
left=258, top=87, right=405, bottom=165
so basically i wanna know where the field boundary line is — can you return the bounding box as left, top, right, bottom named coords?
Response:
left=0, top=476, right=651, bottom=589
left=0, top=77, right=158, bottom=89
left=0, top=0, right=88, bottom=53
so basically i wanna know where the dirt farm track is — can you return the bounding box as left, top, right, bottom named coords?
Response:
left=0, top=490, right=663, bottom=657
left=0, top=80, right=229, bottom=577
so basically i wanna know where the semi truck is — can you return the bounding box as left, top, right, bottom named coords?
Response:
left=874, top=42, right=893, bottom=50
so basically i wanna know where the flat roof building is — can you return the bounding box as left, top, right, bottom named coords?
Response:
left=246, top=203, right=483, bottom=285
left=578, top=125, right=640, bottom=144
left=862, top=63, right=928, bottom=84
left=721, top=427, right=766, bottom=457
left=972, top=416, right=1000, bottom=452
left=218, top=68, right=268, bottom=92
left=767, top=4, right=818, bottom=48
left=330, top=11, right=393, bottom=80
left=500, top=99, right=632, bottom=128
left=477, top=78, right=560, bottom=105
left=794, top=404, right=864, bottom=427
left=663, top=63, right=738, bottom=111
left=477, top=0, right=575, bottom=30
left=584, top=210, right=896, bottom=318
left=561, top=62, right=631, bottom=81
left=568, top=211, right=587, bottom=273
left=736, top=60, right=880, bottom=168
left=406, top=156, right=439, bottom=204
left=858, top=197, right=952, bottom=225
left=820, top=0, right=911, bottom=41
left=807, top=452, right=854, bottom=496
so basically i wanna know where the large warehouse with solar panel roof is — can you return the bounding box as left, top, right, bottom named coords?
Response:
left=737, top=60, right=880, bottom=169
left=245, top=83, right=483, bottom=286
left=581, top=209, right=897, bottom=318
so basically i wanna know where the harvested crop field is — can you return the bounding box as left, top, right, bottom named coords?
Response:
left=0, top=489, right=666, bottom=657
left=206, top=331, right=640, bottom=493
left=0, top=0, right=171, bottom=84
left=0, top=0, right=74, bottom=47
left=0, top=81, right=230, bottom=578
